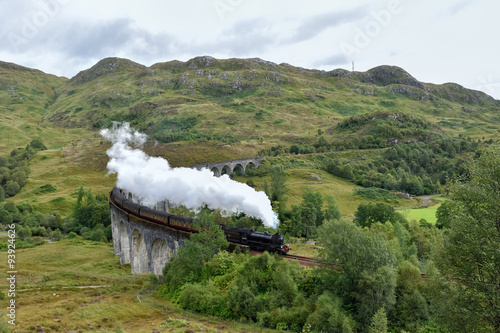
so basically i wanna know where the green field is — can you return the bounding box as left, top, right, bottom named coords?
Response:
left=398, top=196, right=448, bottom=224
left=0, top=238, right=279, bottom=333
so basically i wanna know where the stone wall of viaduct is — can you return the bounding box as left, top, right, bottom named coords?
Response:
left=110, top=202, right=189, bottom=275
left=192, top=157, right=264, bottom=177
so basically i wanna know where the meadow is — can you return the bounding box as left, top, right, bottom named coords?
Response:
left=0, top=237, right=280, bottom=333
left=399, top=196, right=448, bottom=224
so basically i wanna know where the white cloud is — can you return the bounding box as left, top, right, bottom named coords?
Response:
left=0, top=0, right=498, bottom=99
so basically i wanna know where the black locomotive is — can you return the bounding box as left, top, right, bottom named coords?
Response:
left=223, top=227, right=289, bottom=253
left=110, top=187, right=290, bottom=254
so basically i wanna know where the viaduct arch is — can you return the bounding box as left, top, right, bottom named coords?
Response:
left=192, top=157, right=264, bottom=177
left=110, top=200, right=187, bottom=275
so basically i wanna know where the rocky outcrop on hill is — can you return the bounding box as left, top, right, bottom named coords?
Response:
left=70, top=57, right=146, bottom=85
left=360, top=65, right=425, bottom=89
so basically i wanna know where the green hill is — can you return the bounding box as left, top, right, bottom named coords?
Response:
left=1, top=56, right=499, bottom=213
left=49, top=57, right=500, bottom=149
left=1, top=56, right=498, bottom=333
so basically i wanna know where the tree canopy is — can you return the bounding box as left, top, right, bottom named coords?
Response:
left=433, top=144, right=500, bottom=332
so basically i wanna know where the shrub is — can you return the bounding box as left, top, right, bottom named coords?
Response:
left=354, top=187, right=395, bottom=200
left=51, top=229, right=63, bottom=241
left=37, top=184, right=57, bottom=194
left=178, top=282, right=229, bottom=317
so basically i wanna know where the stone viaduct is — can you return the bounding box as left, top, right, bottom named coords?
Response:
left=109, top=157, right=264, bottom=275
left=110, top=187, right=188, bottom=275
left=192, top=157, right=264, bottom=177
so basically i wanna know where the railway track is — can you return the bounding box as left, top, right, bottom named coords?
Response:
left=284, top=254, right=316, bottom=266
left=251, top=251, right=428, bottom=280
left=250, top=250, right=316, bottom=266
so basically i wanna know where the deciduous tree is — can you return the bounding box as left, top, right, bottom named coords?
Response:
left=318, top=219, right=396, bottom=329
left=434, top=144, right=500, bottom=332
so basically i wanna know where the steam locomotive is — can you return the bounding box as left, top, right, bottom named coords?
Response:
left=109, top=187, right=290, bottom=254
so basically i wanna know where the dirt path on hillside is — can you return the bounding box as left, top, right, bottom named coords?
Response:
left=420, top=195, right=443, bottom=207
left=422, top=196, right=431, bottom=206
left=17, top=285, right=111, bottom=292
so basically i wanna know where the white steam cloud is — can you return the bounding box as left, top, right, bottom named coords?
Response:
left=101, top=122, right=278, bottom=228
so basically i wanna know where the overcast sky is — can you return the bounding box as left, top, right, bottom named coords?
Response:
left=1, top=0, right=499, bottom=99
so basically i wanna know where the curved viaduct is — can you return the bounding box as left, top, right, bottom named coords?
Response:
left=192, top=157, right=264, bottom=177
left=110, top=191, right=187, bottom=275
left=110, top=157, right=264, bottom=275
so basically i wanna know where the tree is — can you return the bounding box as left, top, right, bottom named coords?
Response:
left=369, top=308, right=388, bottom=333
left=390, top=261, right=428, bottom=331
left=163, top=209, right=228, bottom=291
left=4, top=180, right=20, bottom=197
left=341, top=163, right=354, bottom=180
left=0, top=209, right=12, bottom=224
left=435, top=200, right=454, bottom=229
left=270, top=165, right=288, bottom=204
left=297, top=188, right=325, bottom=238
left=302, top=188, right=324, bottom=227
left=355, top=202, right=402, bottom=228
left=280, top=205, right=303, bottom=237
left=50, top=228, right=63, bottom=241
left=17, top=225, right=32, bottom=240
left=318, top=219, right=396, bottom=329
left=73, top=187, right=110, bottom=229
left=28, top=139, right=46, bottom=151
left=433, top=144, right=500, bottom=332
left=324, top=194, right=341, bottom=221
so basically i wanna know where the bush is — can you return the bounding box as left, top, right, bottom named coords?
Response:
left=354, top=187, right=396, bottom=200
left=32, top=226, right=47, bottom=237
left=66, top=231, right=79, bottom=239
left=355, top=202, right=405, bottom=227
left=17, top=225, right=32, bottom=240
left=51, top=229, right=63, bottom=241
left=305, top=293, right=356, bottom=333
left=178, top=282, right=229, bottom=317
left=37, top=184, right=57, bottom=194
left=4, top=180, right=20, bottom=197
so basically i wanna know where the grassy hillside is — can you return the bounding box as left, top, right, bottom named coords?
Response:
left=0, top=61, right=76, bottom=155
left=1, top=56, right=499, bottom=214
left=0, top=238, right=280, bottom=333
left=14, top=147, right=116, bottom=215
left=48, top=57, right=500, bottom=148
left=0, top=57, right=496, bottom=333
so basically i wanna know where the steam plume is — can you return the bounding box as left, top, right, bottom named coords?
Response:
left=101, top=122, right=278, bottom=228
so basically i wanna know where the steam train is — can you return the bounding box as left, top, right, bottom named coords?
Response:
left=109, top=187, right=290, bottom=254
